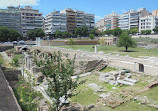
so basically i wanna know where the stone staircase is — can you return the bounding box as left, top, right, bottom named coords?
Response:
left=94, top=60, right=108, bottom=71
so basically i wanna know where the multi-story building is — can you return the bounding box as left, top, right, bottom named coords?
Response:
left=84, top=13, right=95, bottom=31
left=0, top=6, right=22, bottom=34
left=44, top=8, right=95, bottom=35
left=104, top=12, right=119, bottom=30
left=44, top=11, right=67, bottom=35
left=152, top=10, right=158, bottom=16
left=20, top=6, right=43, bottom=37
left=119, top=8, right=150, bottom=30
left=139, top=15, right=158, bottom=33
left=96, top=19, right=105, bottom=31
left=61, top=8, right=76, bottom=33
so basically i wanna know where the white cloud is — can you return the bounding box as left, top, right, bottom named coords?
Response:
left=0, top=0, right=40, bottom=8
left=95, top=16, right=103, bottom=20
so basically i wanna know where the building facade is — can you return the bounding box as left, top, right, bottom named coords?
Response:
left=119, top=8, right=150, bottom=30
left=104, top=12, right=119, bottom=30
left=139, top=15, right=158, bottom=33
left=0, top=6, right=22, bottom=34
left=152, top=10, right=158, bottom=16
left=20, top=6, right=43, bottom=37
left=44, top=8, right=95, bottom=35
left=96, top=19, right=105, bottom=31
left=44, top=11, right=67, bottom=35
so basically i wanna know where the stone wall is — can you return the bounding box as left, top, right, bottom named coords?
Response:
left=0, top=45, right=14, bottom=52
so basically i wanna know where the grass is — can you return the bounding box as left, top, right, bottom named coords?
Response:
left=56, top=45, right=158, bottom=58
left=101, top=67, right=117, bottom=73
left=71, top=88, right=99, bottom=106
left=139, top=86, right=158, bottom=101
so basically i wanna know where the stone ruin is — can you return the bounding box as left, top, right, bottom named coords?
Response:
left=98, top=70, right=137, bottom=86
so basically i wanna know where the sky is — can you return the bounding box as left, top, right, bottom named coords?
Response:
left=0, top=0, right=158, bottom=21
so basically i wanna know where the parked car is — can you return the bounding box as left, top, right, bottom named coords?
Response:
left=18, top=40, right=25, bottom=45
left=12, top=41, right=18, bottom=45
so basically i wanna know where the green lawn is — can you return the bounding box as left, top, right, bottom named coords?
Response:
left=139, top=86, right=158, bottom=101
left=55, top=45, right=158, bottom=58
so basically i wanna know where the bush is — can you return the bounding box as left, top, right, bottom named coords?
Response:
left=11, top=56, right=19, bottom=67
left=89, top=34, right=95, bottom=40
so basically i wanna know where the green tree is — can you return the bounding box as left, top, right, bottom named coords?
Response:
left=141, top=30, right=146, bottom=35
left=27, top=28, right=45, bottom=40
left=145, top=30, right=151, bottom=35
left=55, top=30, right=63, bottom=38
left=117, top=32, right=137, bottom=52
left=103, top=29, right=114, bottom=36
left=113, top=27, right=122, bottom=36
left=62, top=31, right=70, bottom=38
left=38, top=51, right=79, bottom=111
left=74, top=26, right=88, bottom=37
left=153, top=27, right=158, bottom=34
left=129, top=27, right=138, bottom=35
left=141, top=30, right=151, bottom=35
left=0, top=26, right=21, bottom=42
left=89, top=34, right=95, bottom=40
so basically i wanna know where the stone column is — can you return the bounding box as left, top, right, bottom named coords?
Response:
left=95, top=45, right=97, bottom=53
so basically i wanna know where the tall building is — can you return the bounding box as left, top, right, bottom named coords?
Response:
left=152, top=10, right=158, bottom=16
left=119, top=8, right=150, bottom=30
left=20, top=6, right=43, bottom=37
left=96, top=19, right=105, bottom=31
left=84, top=13, right=95, bottom=31
left=0, top=6, right=22, bottom=34
left=44, top=11, right=67, bottom=35
left=44, top=8, right=95, bottom=36
left=139, top=15, right=158, bottom=33
left=104, top=12, right=119, bottom=30
left=61, top=8, right=76, bottom=33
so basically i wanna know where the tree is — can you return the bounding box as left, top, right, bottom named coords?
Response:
left=74, top=26, right=88, bottom=37
left=113, top=27, right=123, bottom=36
left=0, top=26, right=21, bottom=42
left=103, top=29, right=114, bottom=36
left=55, top=30, right=63, bottom=38
left=145, top=30, right=151, bottom=35
left=62, top=31, right=70, bottom=38
left=129, top=27, right=138, bottom=35
left=89, top=34, right=95, bottom=40
left=90, top=28, right=101, bottom=36
left=117, top=32, right=137, bottom=52
left=141, top=30, right=151, bottom=35
left=27, top=28, right=45, bottom=40
left=153, top=27, right=158, bottom=34
left=37, top=51, right=79, bottom=111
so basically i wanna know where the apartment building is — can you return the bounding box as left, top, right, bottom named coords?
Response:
left=0, top=6, right=22, bottom=34
left=96, top=19, right=105, bottom=31
left=84, top=13, right=95, bottom=31
left=20, top=6, right=43, bottom=37
left=61, top=8, right=76, bottom=33
left=152, top=10, right=158, bottom=16
left=139, top=15, right=158, bottom=33
left=104, top=12, right=119, bottom=30
left=119, top=8, right=150, bottom=30
left=44, top=11, right=67, bottom=35
left=44, top=8, right=95, bottom=35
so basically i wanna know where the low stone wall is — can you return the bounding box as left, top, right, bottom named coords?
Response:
left=0, top=45, right=14, bottom=52
left=40, top=40, right=98, bottom=46
left=132, top=35, right=158, bottom=39
left=0, top=66, right=21, bottom=111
